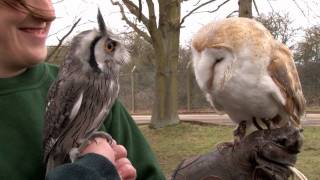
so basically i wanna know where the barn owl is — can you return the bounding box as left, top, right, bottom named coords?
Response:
left=191, top=17, right=306, bottom=142
left=43, top=9, right=129, bottom=173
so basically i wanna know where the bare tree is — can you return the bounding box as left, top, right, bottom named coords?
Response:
left=255, top=12, right=298, bottom=46
left=110, top=0, right=229, bottom=128
left=294, top=26, right=320, bottom=106
left=294, top=25, right=320, bottom=64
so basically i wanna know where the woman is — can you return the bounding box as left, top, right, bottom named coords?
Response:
left=0, top=0, right=164, bottom=179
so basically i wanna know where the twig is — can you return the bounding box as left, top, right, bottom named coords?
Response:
left=292, top=0, right=308, bottom=19
left=110, top=0, right=152, bottom=43
left=181, top=0, right=216, bottom=25
left=267, top=0, right=274, bottom=12
left=46, top=18, right=81, bottom=62
left=180, top=0, right=230, bottom=26
left=226, top=10, right=238, bottom=18
left=253, top=0, right=259, bottom=16
left=138, top=0, right=142, bottom=21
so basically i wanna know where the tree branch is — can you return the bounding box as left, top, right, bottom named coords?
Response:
left=180, top=0, right=229, bottom=26
left=207, top=0, right=231, bottom=13
left=292, top=0, right=307, bottom=19
left=226, top=10, right=238, bottom=18
left=267, top=0, right=275, bottom=12
left=48, top=21, right=92, bottom=38
left=253, top=0, right=259, bottom=16
left=193, top=0, right=202, bottom=6
left=145, top=0, right=158, bottom=33
left=138, top=0, right=142, bottom=21
left=110, top=0, right=152, bottom=43
left=190, top=0, right=232, bottom=15
left=120, top=0, right=150, bottom=28
left=46, top=18, right=81, bottom=62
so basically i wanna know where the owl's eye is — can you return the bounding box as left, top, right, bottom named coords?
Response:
left=104, top=39, right=117, bottom=53
left=216, top=57, right=224, bottom=63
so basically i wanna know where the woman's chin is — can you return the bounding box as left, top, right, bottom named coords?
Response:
left=25, top=48, right=48, bottom=65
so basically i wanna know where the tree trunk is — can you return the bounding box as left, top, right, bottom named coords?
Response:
left=238, top=0, right=252, bottom=18
left=150, top=0, right=180, bottom=128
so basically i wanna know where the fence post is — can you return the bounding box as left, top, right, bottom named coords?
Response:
left=186, top=62, right=192, bottom=112
left=131, top=66, right=136, bottom=113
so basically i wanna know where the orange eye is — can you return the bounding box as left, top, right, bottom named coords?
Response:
left=104, top=40, right=116, bottom=53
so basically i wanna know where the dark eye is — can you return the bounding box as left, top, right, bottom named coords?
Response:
left=104, top=39, right=117, bottom=53
left=216, top=57, right=224, bottom=63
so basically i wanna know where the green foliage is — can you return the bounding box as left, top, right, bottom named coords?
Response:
left=139, top=123, right=320, bottom=178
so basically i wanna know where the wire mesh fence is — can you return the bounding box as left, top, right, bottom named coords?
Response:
left=118, top=69, right=320, bottom=114
left=47, top=46, right=320, bottom=113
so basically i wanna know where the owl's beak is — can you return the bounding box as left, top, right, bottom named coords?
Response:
left=104, top=59, right=111, bottom=65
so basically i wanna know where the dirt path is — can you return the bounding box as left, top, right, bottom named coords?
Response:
left=133, top=113, right=320, bottom=126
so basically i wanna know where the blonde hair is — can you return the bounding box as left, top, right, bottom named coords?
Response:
left=0, top=0, right=55, bottom=22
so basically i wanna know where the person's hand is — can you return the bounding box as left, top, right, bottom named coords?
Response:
left=171, top=127, right=303, bottom=180
left=111, top=140, right=137, bottom=180
left=81, top=137, right=136, bottom=180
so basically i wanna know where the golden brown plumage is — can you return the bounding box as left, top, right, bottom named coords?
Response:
left=192, top=17, right=306, bottom=140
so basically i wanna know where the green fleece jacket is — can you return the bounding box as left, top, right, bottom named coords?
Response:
left=46, top=153, right=120, bottom=180
left=0, top=63, right=165, bottom=180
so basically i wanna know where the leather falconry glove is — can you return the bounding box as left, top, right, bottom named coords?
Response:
left=171, top=126, right=303, bottom=180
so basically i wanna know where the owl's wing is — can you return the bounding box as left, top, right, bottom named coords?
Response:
left=268, top=42, right=306, bottom=126
left=43, top=78, right=83, bottom=163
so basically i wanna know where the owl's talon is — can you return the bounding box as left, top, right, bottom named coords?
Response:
left=233, top=136, right=241, bottom=147
left=69, top=131, right=114, bottom=162
left=87, top=131, right=113, bottom=145
left=234, top=121, right=246, bottom=141
left=216, top=141, right=234, bottom=152
left=69, top=147, right=81, bottom=163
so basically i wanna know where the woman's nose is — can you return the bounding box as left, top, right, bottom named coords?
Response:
left=28, top=0, right=55, bottom=22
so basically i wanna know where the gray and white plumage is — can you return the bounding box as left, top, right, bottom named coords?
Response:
left=192, top=17, right=306, bottom=139
left=43, top=9, right=129, bottom=173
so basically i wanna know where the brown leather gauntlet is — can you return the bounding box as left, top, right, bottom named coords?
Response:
left=171, top=127, right=303, bottom=180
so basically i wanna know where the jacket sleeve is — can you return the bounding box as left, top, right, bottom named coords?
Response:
left=46, top=153, right=120, bottom=180
left=102, top=100, right=165, bottom=180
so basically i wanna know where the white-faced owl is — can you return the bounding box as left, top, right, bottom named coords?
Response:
left=43, top=9, right=129, bottom=173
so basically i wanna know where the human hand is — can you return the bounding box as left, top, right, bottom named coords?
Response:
left=111, top=141, right=137, bottom=180
left=80, top=137, right=136, bottom=180
left=171, top=127, right=303, bottom=180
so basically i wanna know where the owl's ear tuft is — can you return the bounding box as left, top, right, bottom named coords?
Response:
left=97, top=8, right=107, bottom=35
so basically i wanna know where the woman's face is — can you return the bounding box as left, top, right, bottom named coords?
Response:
left=0, top=0, right=55, bottom=76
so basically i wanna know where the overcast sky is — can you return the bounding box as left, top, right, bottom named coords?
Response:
left=47, top=0, right=320, bottom=46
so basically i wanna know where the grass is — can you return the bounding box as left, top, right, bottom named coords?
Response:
left=139, top=123, right=320, bottom=179
left=296, top=127, right=320, bottom=179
